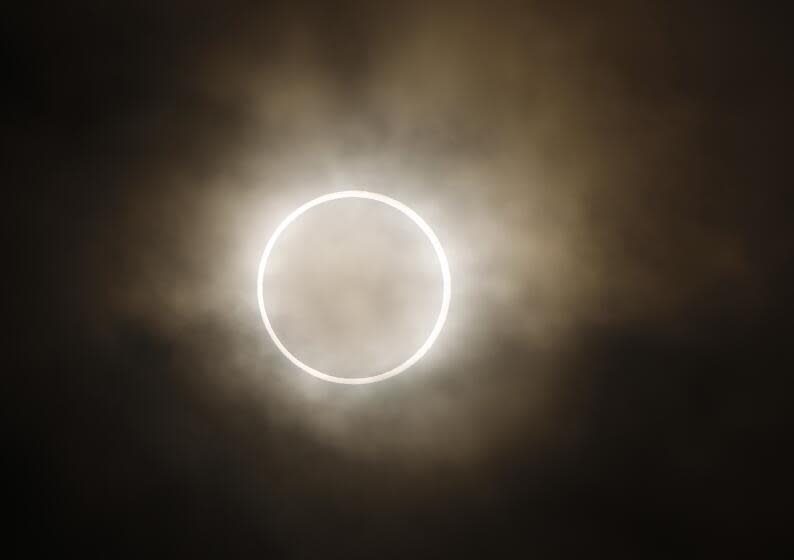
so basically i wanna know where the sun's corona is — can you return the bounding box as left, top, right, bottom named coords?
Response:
left=257, top=190, right=451, bottom=384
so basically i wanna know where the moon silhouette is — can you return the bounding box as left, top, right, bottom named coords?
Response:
left=257, top=190, right=451, bottom=384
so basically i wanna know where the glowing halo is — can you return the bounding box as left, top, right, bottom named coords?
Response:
left=257, top=190, right=451, bottom=385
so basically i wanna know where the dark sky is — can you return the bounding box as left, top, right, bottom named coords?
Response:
left=8, top=1, right=794, bottom=557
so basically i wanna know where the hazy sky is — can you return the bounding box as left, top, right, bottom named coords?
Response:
left=10, top=1, right=793, bottom=556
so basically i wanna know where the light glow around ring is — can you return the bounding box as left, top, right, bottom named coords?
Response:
left=257, top=191, right=451, bottom=385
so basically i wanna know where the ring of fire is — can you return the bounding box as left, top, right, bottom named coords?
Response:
left=257, top=190, right=451, bottom=384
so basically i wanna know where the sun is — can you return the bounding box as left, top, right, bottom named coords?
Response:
left=257, top=191, right=451, bottom=384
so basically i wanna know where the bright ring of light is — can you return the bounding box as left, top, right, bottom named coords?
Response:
left=257, top=190, right=451, bottom=385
